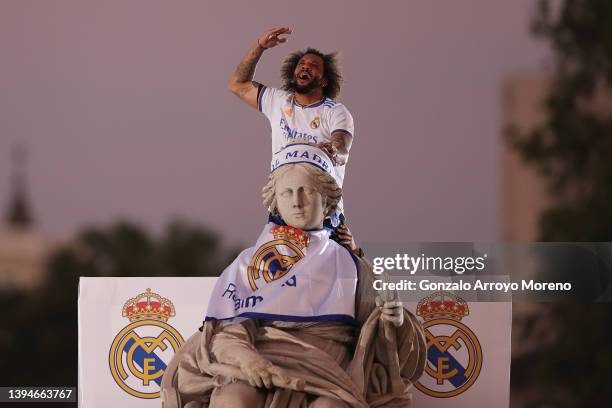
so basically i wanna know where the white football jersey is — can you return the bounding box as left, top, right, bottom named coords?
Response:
left=258, top=86, right=354, bottom=191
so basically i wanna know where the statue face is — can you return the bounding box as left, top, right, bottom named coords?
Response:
left=275, top=166, right=325, bottom=230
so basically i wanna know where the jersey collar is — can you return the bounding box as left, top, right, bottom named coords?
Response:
left=291, top=94, right=326, bottom=109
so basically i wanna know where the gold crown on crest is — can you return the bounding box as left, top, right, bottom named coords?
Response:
left=416, top=291, right=469, bottom=322
left=271, top=225, right=310, bottom=249
left=122, top=288, right=176, bottom=322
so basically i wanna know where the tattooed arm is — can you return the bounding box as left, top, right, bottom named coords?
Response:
left=331, top=131, right=352, bottom=166
left=228, top=27, right=292, bottom=109
left=227, top=43, right=264, bottom=109
left=318, top=105, right=354, bottom=166
left=317, top=131, right=353, bottom=166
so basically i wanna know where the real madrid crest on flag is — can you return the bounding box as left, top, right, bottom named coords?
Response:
left=108, top=289, right=185, bottom=399
left=247, top=225, right=309, bottom=291
left=415, top=291, right=483, bottom=398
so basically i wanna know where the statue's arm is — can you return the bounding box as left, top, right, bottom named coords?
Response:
left=210, top=320, right=288, bottom=388
left=355, top=255, right=405, bottom=327
left=210, top=320, right=258, bottom=366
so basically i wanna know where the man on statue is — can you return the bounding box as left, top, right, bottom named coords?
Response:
left=227, top=27, right=354, bottom=233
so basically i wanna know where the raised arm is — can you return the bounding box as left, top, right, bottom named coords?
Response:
left=228, top=27, right=292, bottom=109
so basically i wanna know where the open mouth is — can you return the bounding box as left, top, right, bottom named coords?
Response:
left=298, top=71, right=311, bottom=80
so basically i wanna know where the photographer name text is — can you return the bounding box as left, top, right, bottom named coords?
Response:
left=373, top=279, right=572, bottom=292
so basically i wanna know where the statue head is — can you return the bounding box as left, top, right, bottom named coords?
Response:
left=262, top=163, right=341, bottom=230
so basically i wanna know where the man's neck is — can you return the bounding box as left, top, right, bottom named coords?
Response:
left=294, top=90, right=325, bottom=106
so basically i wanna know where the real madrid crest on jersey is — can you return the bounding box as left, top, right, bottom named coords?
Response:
left=247, top=225, right=309, bottom=291
left=415, top=291, right=482, bottom=398
left=310, top=116, right=321, bottom=129
left=109, top=289, right=184, bottom=399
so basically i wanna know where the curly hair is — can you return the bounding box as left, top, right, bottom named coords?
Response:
left=280, top=48, right=343, bottom=100
left=262, top=163, right=342, bottom=218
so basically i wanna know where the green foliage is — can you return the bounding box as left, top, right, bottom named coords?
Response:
left=67, top=220, right=232, bottom=278
left=0, top=219, right=234, bottom=388
left=513, top=304, right=612, bottom=407
left=509, top=0, right=612, bottom=241
left=508, top=1, right=612, bottom=405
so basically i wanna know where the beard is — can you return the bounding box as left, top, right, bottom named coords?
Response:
left=291, top=76, right=322, bottom=95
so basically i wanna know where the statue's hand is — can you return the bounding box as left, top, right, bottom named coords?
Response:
left=239, top=354, right=289, bottom=389
left=376, top=297, right=404, bottom=327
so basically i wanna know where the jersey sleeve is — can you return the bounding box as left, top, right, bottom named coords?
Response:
left=328, top=104, right=355, bottom=138
left=258, top=86, right=285, bottom=119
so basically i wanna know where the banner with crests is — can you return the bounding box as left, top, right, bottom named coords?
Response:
left=78, top=277, right=215, bottom=407
left=78, top=276, right=511, bottom=407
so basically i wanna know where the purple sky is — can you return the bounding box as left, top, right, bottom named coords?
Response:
left=0, top=1, right=549, bottom=246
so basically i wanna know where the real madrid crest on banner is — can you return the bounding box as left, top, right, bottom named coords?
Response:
left=247, top=225, right=309, bottom=291
left=108, top=289, right=185, bottom=399
left=415, top=291, right=483, bottom=398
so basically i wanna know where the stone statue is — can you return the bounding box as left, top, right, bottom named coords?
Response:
left=161, top=145, right=426, bottom=408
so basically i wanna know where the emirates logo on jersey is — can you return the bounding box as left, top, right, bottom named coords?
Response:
left=310, top=117, right=321, bottom=129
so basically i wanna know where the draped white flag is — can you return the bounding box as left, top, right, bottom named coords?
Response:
left=204, top=222, right=359, bottom=324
